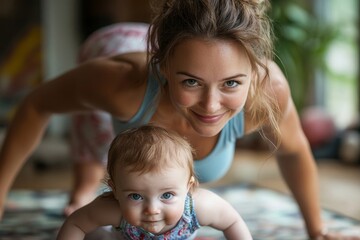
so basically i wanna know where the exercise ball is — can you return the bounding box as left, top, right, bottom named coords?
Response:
left=300, top=107, right=336, bottom=149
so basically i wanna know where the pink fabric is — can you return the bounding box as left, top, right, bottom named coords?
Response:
left=78, top=22, right=149, bottom=62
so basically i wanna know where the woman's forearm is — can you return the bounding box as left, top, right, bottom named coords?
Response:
left=0, top=96, right=51, bottom=218
left=276, top=149, right=324, bottom=238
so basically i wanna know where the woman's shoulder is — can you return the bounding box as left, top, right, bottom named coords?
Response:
left=244, top=60, right=291, bottom=133
left=85, top=52, right=148, bottom=85
left=266, top=60, right=291, bottom=114
left=111, top=52, right=148, bottom=69
left=76, top=52, right=149, bottom=99
left=72, top=52, right=150, bottom=119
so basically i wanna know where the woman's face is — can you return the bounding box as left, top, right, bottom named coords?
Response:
left=164, top=38, right=252, bottom=137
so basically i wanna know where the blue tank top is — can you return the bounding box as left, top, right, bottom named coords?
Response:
left=112, top=74, right=245, bottom=183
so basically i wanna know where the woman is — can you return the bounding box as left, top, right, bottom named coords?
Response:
left=0, top=0, right=342, bottom=239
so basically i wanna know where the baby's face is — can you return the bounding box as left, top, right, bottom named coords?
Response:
left=113, top=165, right=190, bottom=234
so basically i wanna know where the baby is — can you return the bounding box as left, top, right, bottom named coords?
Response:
left=57, top=125, right=252, bottom=240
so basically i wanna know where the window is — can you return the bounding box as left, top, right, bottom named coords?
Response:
left=315, top=0, right=359, bottom=128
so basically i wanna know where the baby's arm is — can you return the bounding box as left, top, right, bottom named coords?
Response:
left=193, top=188, right=252, bottom=240
left=57, top=192, right=121, bottom=240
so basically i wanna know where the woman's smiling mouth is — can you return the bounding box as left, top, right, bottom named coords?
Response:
left=192, top=111, right=226, bottom=124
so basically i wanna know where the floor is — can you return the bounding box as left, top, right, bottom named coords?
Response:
left=8, top=136, right=360, bottom=221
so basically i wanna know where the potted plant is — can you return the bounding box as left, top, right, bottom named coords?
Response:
left=269, top=0, right=339, bottom=111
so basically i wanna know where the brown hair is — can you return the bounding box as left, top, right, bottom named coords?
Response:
left=147, top=0, right=281, bottom=147
left=107, top=125, right=197, bottom=190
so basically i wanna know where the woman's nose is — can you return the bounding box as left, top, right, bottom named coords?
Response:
left=201, top=88, right=221, bottom=113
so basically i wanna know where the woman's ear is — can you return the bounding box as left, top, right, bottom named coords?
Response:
left=159, top=66, right=170, bottom=81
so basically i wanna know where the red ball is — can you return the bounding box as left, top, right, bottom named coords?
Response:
left=300, top=107, right=336, bottom=148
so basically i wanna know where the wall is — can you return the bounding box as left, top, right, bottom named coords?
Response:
left=41, top=0, right=80, bottom=137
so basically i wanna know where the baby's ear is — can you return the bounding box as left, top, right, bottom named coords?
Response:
left=107, top=179, right=117, bottom=195
left=187, top=176, right=197, bottom=191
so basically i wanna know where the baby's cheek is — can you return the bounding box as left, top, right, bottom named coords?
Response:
left=121, top=207, right=141, bottom=226
left=164, top=204, right=185, bottom=225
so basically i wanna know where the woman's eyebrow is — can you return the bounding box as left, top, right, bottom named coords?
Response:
left=176, top=71, right=203, bottom=80
left=176, top=71, right=247, bottom=80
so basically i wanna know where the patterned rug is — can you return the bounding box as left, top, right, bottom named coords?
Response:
left=1, top=184, right=359, bottom=240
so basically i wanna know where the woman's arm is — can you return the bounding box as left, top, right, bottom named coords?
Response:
left=57, top=193, right=121, bottom=240
left=194, top=188, right=253, bottom=240
left=266, top=61, right=324, bottom=238
left=0, top=54, right=148, bottom=220
left=276, top=98, right=323, bottom=237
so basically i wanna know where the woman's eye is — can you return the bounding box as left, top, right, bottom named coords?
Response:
left=129, top=193, right=143, bottom=201
left=161, top=192, right=174, bottom=200
left=224, top=80, right=239, bottom=88
left=183, top=79, right=199, bottom=87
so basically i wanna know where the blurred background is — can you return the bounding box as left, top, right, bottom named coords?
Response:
left=0, top=0, right=359, bottom=219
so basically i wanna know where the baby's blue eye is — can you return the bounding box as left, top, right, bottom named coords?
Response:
left=183, top=79, right=198, bottom=87
left=129, top=193, right=143, bottom=201
left=161, top=192, right=174, bottom=200
left=225, top=80, right=239, bottom=88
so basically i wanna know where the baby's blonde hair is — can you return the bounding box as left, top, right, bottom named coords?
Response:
left=107, top=125, right=198, bottom=191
